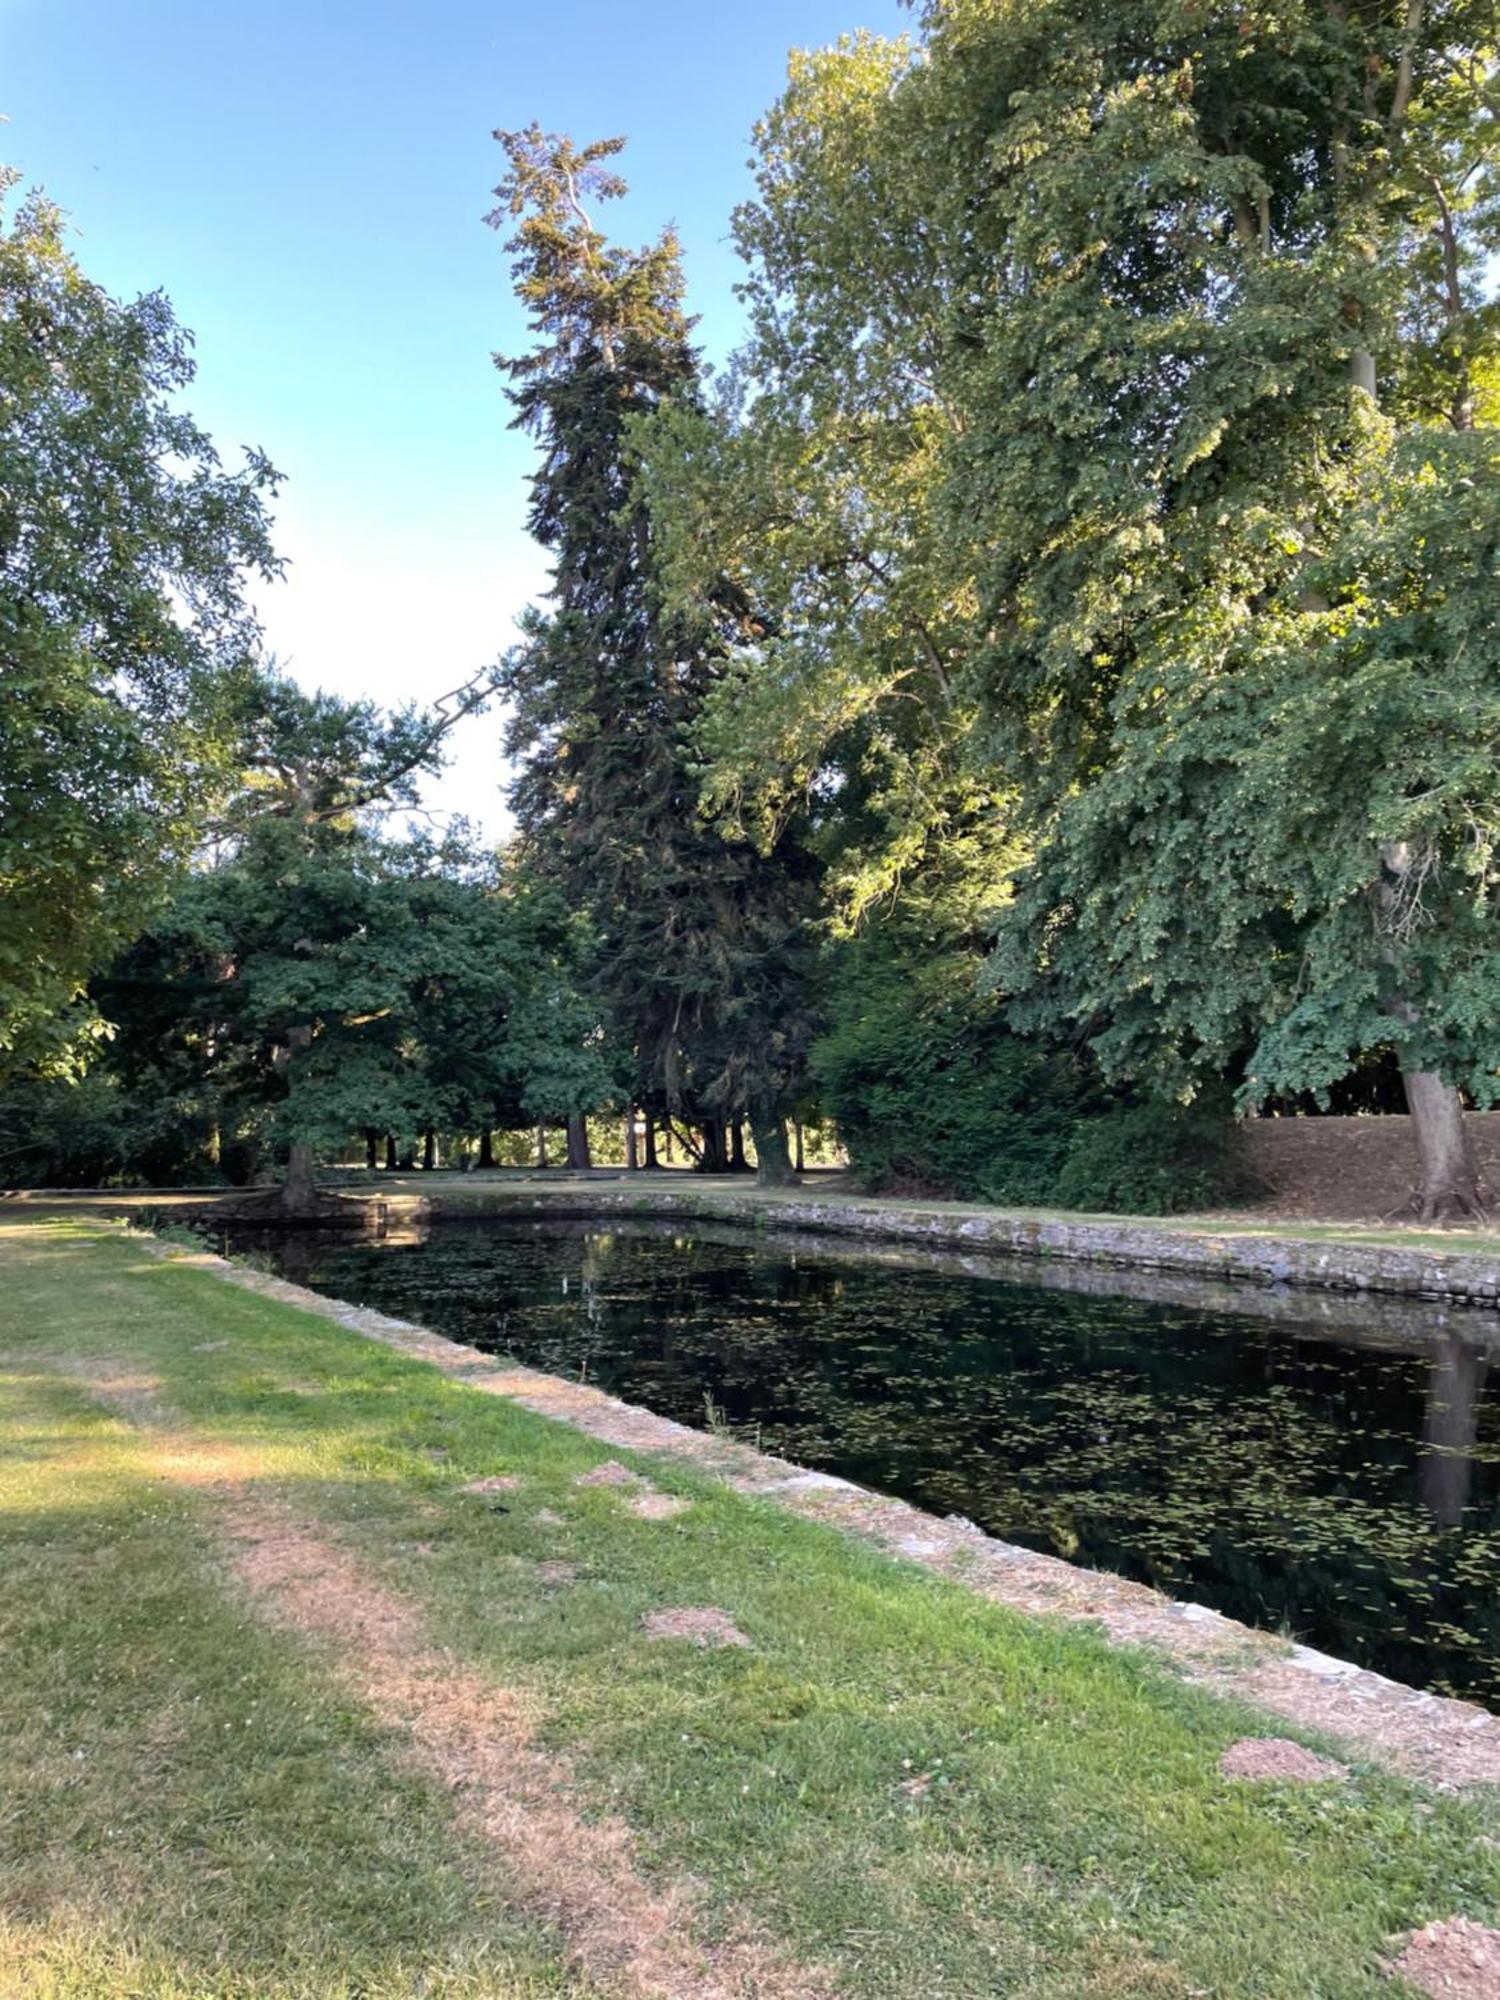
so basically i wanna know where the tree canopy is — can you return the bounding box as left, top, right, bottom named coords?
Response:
left=4, top=9, right=1496, bottom=1219
left=488, top=126, right=820, bottom=1183
left=638, top=0, right=1500, bottom=1216
left=0, top=171, right=281, bottom=1075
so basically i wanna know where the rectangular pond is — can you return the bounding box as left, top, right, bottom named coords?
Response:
left=228, top=1211, right=1500, bottom=1705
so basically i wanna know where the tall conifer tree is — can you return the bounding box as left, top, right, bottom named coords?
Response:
left=489, top=127, right=815, bottom=1182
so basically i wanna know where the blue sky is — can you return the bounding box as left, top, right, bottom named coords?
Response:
left=2, top=0, right=907, bottom=836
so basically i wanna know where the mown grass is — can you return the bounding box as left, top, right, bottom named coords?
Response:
left=3, top=1217, right=1498, bottom=1998
left=0, top=1361, right=587, bottom=1997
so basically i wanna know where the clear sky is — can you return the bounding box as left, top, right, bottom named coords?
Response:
left=2, top=0, right=907, bottom=838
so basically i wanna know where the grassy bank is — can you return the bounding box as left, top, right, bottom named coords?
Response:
left=3, top=1217, right=1498, bottom=1998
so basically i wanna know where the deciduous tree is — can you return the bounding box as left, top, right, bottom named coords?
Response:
left=0, top=172, right=281, bottom=1073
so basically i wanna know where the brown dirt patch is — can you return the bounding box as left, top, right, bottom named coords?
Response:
left=63, top=1364, right=170, bottom=1427
left=1390, top=1916, right=1500, bottom=1998
left=535, top=1560, right=578, bottom=1586
left=575, top=1459, right=643, bottom=1489
left=222, top=1509, right=801, bottom=1995
left=642, top=1607, right=751, bottom=1650
left=1223, top=1655, right=1500, bottom=1790
left=534, top=1507, right=567, bottom=1527
left=630, top=1493, right=690, bottom=1522
left=460, top=1474, right=524, bottom=1495
left=1219, top=1737, right=1349, bottom=1783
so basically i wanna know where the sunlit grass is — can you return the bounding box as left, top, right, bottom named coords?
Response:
left=4, top=1216, right=1499, bottom=1998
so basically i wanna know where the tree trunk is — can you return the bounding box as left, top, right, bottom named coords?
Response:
left=536, top=1124, right=549, bottom=1170
left=478, top=1129, right=495, bottom=1171
left=698, top=1118, right=727, bottom=1174
left=1402, top=1067, right=1484, bottom=1221
left=422, top=1129, right=437, bottom=1172
left=749, top=1105, right=797, bottom=1187
left=1379, top=841, right=1485, bottom=1223
left=278, top=1141, right=321, bottom=1216
left=794, top=1119, right=805, bottom=1174
left=384, top=1134, right=398, bottom=1171
left=625, top=1113, right=639, bottom=1170
left=274, top=1023, right=318, bottom=1212
left=642, top=1116, right=659, bottom=1170
left=566, top=1114, right=592, bottom=1171
left=729, top=1119, right=749, bottom=1172
left=365, top=1129, right=378, bottom=1171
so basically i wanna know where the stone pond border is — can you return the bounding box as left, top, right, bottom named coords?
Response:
left=132, top=1226, right=1500, bottom=1792
left=400, top=1181, right=1500, bottom=1311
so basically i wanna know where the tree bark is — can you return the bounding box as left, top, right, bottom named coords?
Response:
left=478, top=1129, right=495, bottom=1171
left=422, top=1129, right=437, bottom=1172
left=1380, top=842, right=1485, bottom=1221
left=566, top=1113, right=592, bottom=1170
left=278, top=1141, right=321, bottom=1216
left=384, top=1134, right=398, bottom=1171
left=794, top=1119, right=805, bottom=1174
left=698, top=1118, right=727, bottom=1174
left=729, top=1118, right=748, bottom=1172
left=642, top=1116, right=659, bottom=1170
left=365, top=1129, right=379, bottom=1171
left=749, top=1105, right=797, bottom=1188
left=274, top=1023, right=319, bottom=1213
left=536, top=1124, right=549, bottom=1171
left=1402, top=1067, right=1484, bottom=1221
left=625, top=1113, right=639, bottom=1170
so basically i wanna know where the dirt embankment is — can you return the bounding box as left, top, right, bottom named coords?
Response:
left=1238, top=1113, right=1500, bottom=1224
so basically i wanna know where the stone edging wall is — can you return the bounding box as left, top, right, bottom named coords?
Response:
left=413, top=1183, right=1500, bottom=1310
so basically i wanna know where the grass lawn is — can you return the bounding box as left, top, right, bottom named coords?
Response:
left=3, top=1216, right=1498, bottom=1998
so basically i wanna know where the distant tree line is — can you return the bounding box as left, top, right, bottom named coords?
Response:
left=2, top=0, right=1496, bottom=1216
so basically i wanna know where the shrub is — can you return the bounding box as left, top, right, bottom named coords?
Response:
left=814, top=932, right=1245, bottom=1216
left=0, top=1072, right=227, bottom=1188
left=1052, top=1097, right=1248, bottom=1216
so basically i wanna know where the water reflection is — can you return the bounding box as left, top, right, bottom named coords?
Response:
left=238, top=1214, right=1500, bottom=1704
left=1421, top=1337, right=1490, bottom=1528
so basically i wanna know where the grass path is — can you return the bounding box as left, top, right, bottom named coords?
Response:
left=4, top=1218, right=1500, bottom=1998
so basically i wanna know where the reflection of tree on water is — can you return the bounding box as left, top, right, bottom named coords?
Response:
left=230, top=1216, right=1500, bottom=1704
left=1421, top=1335, right=1489, bottom=1528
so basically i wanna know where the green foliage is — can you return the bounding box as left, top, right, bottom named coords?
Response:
left=1052, top=1099, right=1249, bottom=1217
left=0, top=171, right=280, bottom=1074
left=814, top=959, right=1083, bottom=1205
left=816, top=941, right=1242, bottom=1215
left=644, top=0, right=1500, bottom=1213
left=811, top=823, right=1243, bottom=1213
left=490, top=129, right=820, bottom=1171
left=0, top=1071, right=220, bottom=1188
left=995, top=429, right=1500, bottom=1108
left=0, top=675, right=611, bottom=1190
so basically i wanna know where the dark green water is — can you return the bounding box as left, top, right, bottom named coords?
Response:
left=244, top=1213, right=1500, bottom=1704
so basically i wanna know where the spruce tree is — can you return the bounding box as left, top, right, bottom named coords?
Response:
left=488, top=127, right=816, bottom=1183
